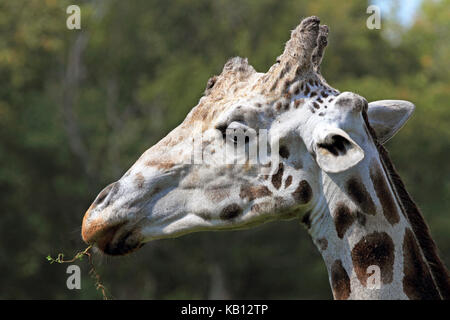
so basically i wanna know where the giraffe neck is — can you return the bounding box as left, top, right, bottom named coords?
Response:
left=262, top=76, right=450, bottom=299
left=306, top=131, right=450, bottom=300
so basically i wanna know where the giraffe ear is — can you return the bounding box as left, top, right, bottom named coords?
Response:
left=313, top=127, right=365, bottom=173
left=367, top=100, right=415, bottom=144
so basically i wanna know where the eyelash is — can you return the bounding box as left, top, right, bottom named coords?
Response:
left=217, top=124, right=251, bottom=145
left=216, top=124, right=227, bottom=140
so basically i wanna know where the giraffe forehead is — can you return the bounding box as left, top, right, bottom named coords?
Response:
left=193, top=61, right=265, bottom=125
left=184, top=91, right=267, bottom=130
left=187, top=64, right=344, bottom=131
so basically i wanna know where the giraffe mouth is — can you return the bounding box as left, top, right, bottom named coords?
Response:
left=95, top=223, right=145, bottom=256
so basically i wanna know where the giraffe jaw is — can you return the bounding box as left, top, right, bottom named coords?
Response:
left=84, top=180, right=306, bottom=257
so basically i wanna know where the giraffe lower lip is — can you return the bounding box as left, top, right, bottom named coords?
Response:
left=99, top=230, right=144, bottom=256
left=102, top=241, right=144, bottom=256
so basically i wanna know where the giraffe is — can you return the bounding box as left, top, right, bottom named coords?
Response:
left=81, top=16, right=450, bottom=299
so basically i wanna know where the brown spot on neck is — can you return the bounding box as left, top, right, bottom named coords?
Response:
left=271, top=163, right=284, bottom=190
left=351, top=231, right=394, bottom=287
left=220, top=203, right=242, bottom=220
left=370, top=160, right=400, bottom=225
left=284, top=175, right=293, bottom=188
left=331, top=260, right=351, bottom=300
left=346, top=177, right=377, bottom=216
left=292, top=180, right=312, bottom=204
left=334, top=202, right=355, bottom=239
left=403, top=228, right=441, bottom=299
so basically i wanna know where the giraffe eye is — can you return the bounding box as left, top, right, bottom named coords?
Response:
left=216, top=121, right=251, bottom=145
left=216, top=124, right=227, bottom=140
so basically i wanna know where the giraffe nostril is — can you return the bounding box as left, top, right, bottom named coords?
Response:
left=93, top=181, right=119, bottom=208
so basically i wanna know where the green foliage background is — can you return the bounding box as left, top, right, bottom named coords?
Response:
left=0, top=0, right=448, bottom=299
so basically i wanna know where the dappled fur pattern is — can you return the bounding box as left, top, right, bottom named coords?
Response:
left=362, top=110, right=450, bottom=299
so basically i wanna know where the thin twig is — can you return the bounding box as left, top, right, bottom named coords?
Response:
left=46, top=245, right=112, bottom=300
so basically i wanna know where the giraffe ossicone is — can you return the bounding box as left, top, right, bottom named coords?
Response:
left=81, top=16, right=450, bottom=299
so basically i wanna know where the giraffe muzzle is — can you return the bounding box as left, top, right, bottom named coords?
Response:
left=82, top=218, right=144, bottom=256
left=82, top=180, right=145, bottom=255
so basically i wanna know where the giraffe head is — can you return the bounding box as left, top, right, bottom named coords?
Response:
left=81, top=17, right=414, bottom=256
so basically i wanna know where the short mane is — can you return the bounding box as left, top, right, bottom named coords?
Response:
left=362, top=111, right=450, bottom=299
